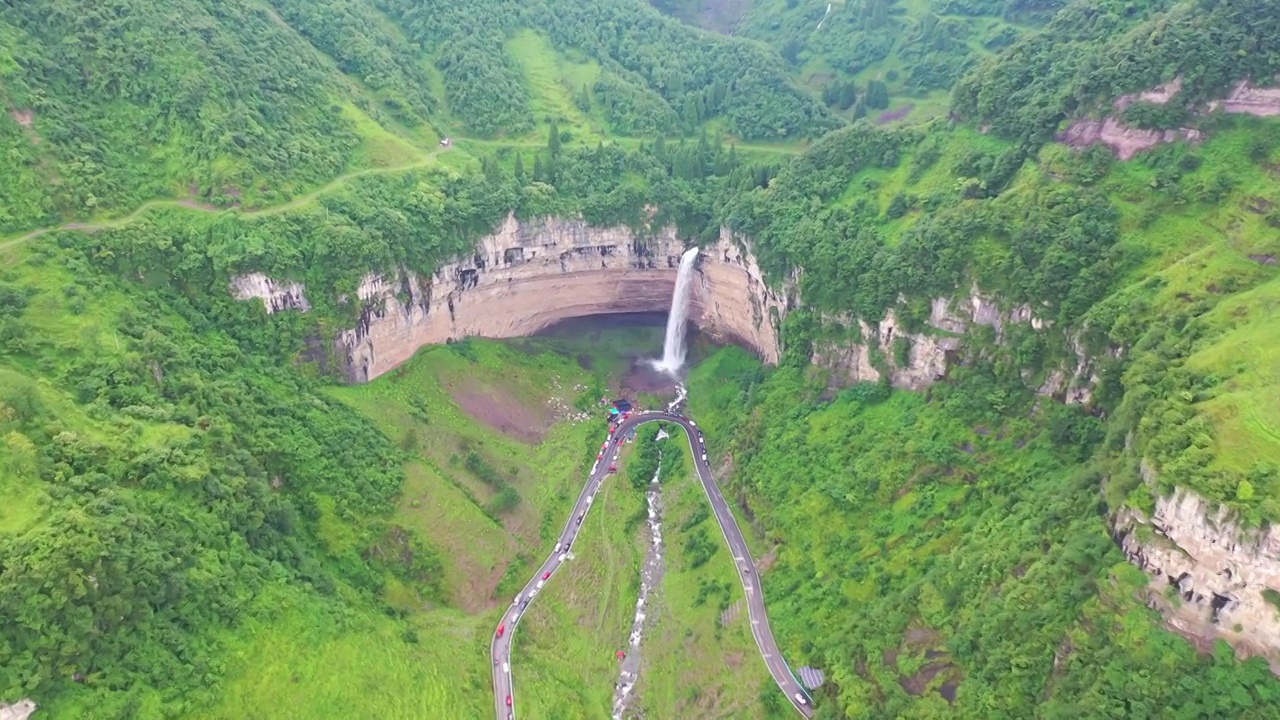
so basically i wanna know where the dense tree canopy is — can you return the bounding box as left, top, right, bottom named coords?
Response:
left=4, top=0, right=1280, bottom=716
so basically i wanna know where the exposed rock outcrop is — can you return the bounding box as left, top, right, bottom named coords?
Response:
left=1116, top=487, right=1280, bottom=667
left=230, top=273, right=310, bottom=313
left=1061, top=118, right=1203, bottom=161
left=328, top=215, right=787, bottom=382
left=811, top=290, right=1091, bottom=399
left=1062, top=75, right=1280, bottom=159
left=1209, top=80, right=1280, bottom=117
left=230, top=219, right=1089, bottom=396
left=0, top=699, right=36, bottom=720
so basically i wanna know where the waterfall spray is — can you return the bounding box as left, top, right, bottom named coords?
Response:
left=654, top=247, right=699, bottom=375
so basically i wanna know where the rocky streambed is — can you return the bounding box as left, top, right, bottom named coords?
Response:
left=612, top=473, right=666, bottom=719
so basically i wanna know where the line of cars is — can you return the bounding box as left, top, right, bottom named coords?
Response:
left=494, top=411, right=633, bottom=718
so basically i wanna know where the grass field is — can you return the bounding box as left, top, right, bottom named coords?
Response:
left=503, top=446, right=646, bottom=720
left=193, top=585, right=489, bottom=720
left=327, top=340, right=607, bottom=609
left=506, top=29, right=604, bottom=143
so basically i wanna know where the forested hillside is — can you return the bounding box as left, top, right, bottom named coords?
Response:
left=3, top=0, right=1280, bottom=717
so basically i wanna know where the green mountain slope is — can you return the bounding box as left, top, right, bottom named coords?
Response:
left=3, top=0, right=1280, bottom=717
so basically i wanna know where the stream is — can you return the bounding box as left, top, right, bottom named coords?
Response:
left=816, top=2, right=833, bottom=30
left=611, top=470, right=666, bottom=719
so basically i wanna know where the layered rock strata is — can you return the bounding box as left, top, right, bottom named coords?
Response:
left=230, top=217, right=1083, bottom=394
left=1061, top=75, right=1280, bottom=159
left=1116, top=487, right=1280, bottom=667
left=315, top=215, right=786, bottom=382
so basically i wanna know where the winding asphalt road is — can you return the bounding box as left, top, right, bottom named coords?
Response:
left=490, top=410, right=813, bottom=719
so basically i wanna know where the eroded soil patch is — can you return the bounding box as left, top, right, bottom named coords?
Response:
left=446, top=377, right=553, bottom=444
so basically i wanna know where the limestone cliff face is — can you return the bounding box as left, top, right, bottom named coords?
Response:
left=809, top=289, right=1094, bottom=400
left=0, top=699, right=36, bottom=720
left=331, top=215, right=787, bottom=382
left=1116, top=487, right=1280, bottom=667
left=229, top=224, right=1088, bottom=394
left=694, top=228, right=788, bottom=364
left=230, top=273, right=310, bottom=313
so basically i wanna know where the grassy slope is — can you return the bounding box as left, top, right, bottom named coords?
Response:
left=812, top=118, right=1280, bottom=493
left=192, top=585, right=487, bottom=720
left=1089, top=126, right=1280, bottom=485
left=505, top=29, right=604, bottom=143
left=512, top=468, right=644, bottom=719
left=327, top=341, right=606, bottom=607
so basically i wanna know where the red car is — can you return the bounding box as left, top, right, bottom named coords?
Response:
left=597, top=453, right=603, bottom=460
left=607, top=465, right=618, bottom=474
left=609, top=426, right=617, bottom=434
left=542, top=571, right=552, bottom=580
left=506, top=695, right=512, bottom=707
left=497, top=623, right=505, bottom=638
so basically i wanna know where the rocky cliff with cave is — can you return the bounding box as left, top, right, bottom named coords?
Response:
left=231, top=213, right=1092, bottom=394
left=1116, top=486, right=1280, bottom=669
left=230, top=213, right=1280, bottom=668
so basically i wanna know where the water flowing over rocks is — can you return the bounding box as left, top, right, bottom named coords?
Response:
left=1116, top=486, right=1280, bottom=668
left=327, top=214, right=787, bottom=382
left=613, top=476, right=666, bottom=718
left=230, top=216, right=1088, bottom=395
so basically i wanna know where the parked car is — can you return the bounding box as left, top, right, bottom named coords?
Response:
left=542, top=571, right=552, bottom=580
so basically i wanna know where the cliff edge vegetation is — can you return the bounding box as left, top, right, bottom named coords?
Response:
left=3, top=0, right=1280, bottom=718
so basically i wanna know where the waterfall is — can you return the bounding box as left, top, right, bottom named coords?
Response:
left=654, top=247, right=699, bottom=375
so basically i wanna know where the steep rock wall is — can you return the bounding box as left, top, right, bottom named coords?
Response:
left=229, top=222, right=1084, bottom=394
left=329, top=215, right=787, bottom=382
left=230, top=273, right=310, bottom=313
left=1116, top=487, right=1280, bottom=667
left=810, top=290, right=1093, bottom=400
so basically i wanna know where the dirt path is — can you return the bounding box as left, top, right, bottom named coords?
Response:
left=0, top=150, right=446, bottom=256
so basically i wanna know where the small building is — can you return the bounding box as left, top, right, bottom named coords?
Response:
left=439, top=137, right=452, bottom=147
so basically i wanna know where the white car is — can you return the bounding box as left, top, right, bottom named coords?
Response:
left=536, top=580, right=545, bottom=590
left=503, top=662, right=510, bottom=674
left=794, top=693, right=808, bottom=705
left=554, top=542, right=563, bottom=553
left=559, top=553, right=567, bottom=562
left=701, top=453, right=707, bottom=461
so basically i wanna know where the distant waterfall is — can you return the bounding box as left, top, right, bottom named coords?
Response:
left=654, top=247, right=699, bottom=375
